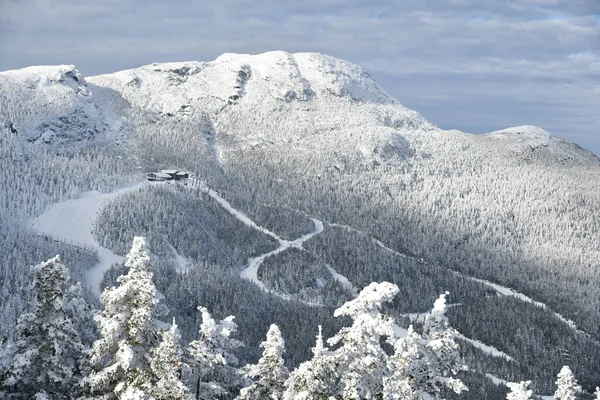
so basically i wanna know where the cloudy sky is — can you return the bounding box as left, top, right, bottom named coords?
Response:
left=1, top=0, right=599, bottom=154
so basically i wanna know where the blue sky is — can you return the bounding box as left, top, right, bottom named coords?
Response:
left=1, top=0, right=598, bottom=155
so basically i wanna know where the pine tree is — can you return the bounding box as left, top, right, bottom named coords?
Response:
left=420, top=292, right=468, bottom=397
left=237, top=324, right=289, bottom=400
left=283, top=326, right=338, bottom=400
left=554, top=366, right=579, bottom=400
left=188, top=306, right=244, bottom=399
left=327, top=281, right=399, bottom=399
left=2, top=256, right=87, bottom=399
left=506, top=381, right=533, bottom=400
left=384, top=325, right=428, bottom=400
left=85, top=236, right=163, bottom=399
left=149, top=320, right=190, bottom=400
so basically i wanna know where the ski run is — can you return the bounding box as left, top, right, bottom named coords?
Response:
left=31, top=182, right=147, bottom=295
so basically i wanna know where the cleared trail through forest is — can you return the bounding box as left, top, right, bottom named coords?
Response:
left=31, top=182, right=146, bottom=296
left=330, top=221, right=581, bottom=334
left=189, top=179, right=325, bottom=299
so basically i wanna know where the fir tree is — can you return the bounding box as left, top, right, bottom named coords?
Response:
left=327, top=282, right=399, bottom=399
left=283, top=326, right=338, bottom=400
left=2, top=256, right=87, bottom=399
left=237, top=324, right=289, bottom=400
left=149, top=320, right=190, bottom=400
left=384, top=325, right=428, bottom=400
left=420, top=292, right=468, bottom=397
left=188, top=306, right=244, bottom=399
left=506, top=381, right=533, bottom=400
left=554, top=366, right=579, bottom=400
left=85, top=236, right=163, bottom=399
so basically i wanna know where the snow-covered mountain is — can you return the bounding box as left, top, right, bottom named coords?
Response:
left=0, top=65, right=112, bottom=144
left=2, top=51, right=600, bottom=397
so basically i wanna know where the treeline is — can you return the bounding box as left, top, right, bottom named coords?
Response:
left=2, top=237, right=591, bottom=400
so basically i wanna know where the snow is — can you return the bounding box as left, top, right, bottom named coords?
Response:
left=455, top=333, right=513, bottom=361
left=466, top=276, right=578, bottom=330
left=326, top=266, right=358, bottom=295
left=0, top=65, right=108, bottom=144
left=401, top=310, right=513, bottom=360
left=189, top=179, right=325, bottom=301
left=31, top=182, right=146, bottom=295
left=167, top=244, right=189, bottom=274
left=486, top=373, right=508, bottom=386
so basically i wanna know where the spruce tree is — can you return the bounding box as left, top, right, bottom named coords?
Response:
left=188, top=306, right=244, bottom=399
left=283, top=326, right=337, bottom=400
left=85, top=236, right=163, bottom=399
left=327, top=281, right=399, bottom=399
left=237, top=324, right=289, bottom=400
left=149, top=320, right=189, bottom=400
left=554, top=366, right=579, bottom=400
left=384, top=325, right=428, bottom=400
left=506, top=381, right=533, bottom=400
left=2, top=256, right=87, bottom=399
left=420, top=292, right=468, bottom=397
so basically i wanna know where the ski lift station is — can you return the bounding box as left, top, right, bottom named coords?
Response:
left=147, top=170, right=190, bottom=182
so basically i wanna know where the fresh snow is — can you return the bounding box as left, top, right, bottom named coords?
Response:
left=486, top=373, right=508, bottom=386
left=326, top=265, right=358, bottom=295
left=456, top=333, right=513, bottom=361
left=189, top=179, right=325, bottom=300
left=31, top=182, right=146, bottom=295
left=466, top=276, right=578, bottom=330
left=402, top=311, right=513, bottom=360
left=168, top=244, right=189, bottom=273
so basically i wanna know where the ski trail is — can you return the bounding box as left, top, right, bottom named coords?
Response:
left=455, top=333, right=513, bottom=361
left=238, top=217, right=323, bottom=294
left=330, top=222, right=581, bottom=334
left=401, top=310, right=513, bottom=361
left=32, top=182, right=146, bottom=295
left=463, top=275, right=579, bottom=332
left=189, top=179, right=325, bottom=300
left=168, top=243, right=189, bottom=273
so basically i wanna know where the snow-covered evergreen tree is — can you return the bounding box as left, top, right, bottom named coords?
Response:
left=420, top=292, right=468, bottom=397
left=554, top=366, right=579, bottom=400
left=149, top=320, right=189, bottom=400
left=237, top=324, right=289, bottom=400
left=85, top=236, right=163, bottom=399
left=384, top=325, right=428, bottom=400
left=2, top=256, right=87, bottom=399
left=595, top=386, right=600, bottom=400
left=283, top=326, right=338, bottom=400
left=327, top=281, right=399, bottom=399
left=188, top=306, right=244, bottom=399
left=506, top=381, right=533, bottom=400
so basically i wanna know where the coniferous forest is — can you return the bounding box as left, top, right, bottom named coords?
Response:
left=1, top=52, right=600, bottom=399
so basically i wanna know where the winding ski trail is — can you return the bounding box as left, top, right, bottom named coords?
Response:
left=31, top=182, right=146, bottom=295
left=190, top=179, right=325, bottom=299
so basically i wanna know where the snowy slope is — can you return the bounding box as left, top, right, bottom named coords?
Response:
left=0, top=65, right=110, bottom=144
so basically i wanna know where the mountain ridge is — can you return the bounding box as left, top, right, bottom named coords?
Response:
left=2, top=51, right=597, bottom=166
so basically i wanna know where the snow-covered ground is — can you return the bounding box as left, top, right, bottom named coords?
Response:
left=456, top=333, right=513, bottom=361
left=486, top=373, right=508, bottom=386
left=465, top=276, right=578, bottom=330
left=190, top=180, right=328, bottom=300
left=402, top=311, right=514, bottom=361
left=168, top=244, right=189, bottom=274
left=189, top=179, right=326, bottom=300
left=31, top=182, right=146, bottom=295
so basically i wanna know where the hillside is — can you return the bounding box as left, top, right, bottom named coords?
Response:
left=1, top=51, right=600, bottom=398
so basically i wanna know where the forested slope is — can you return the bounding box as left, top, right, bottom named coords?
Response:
left=1, top=51, right=599, bottom=397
